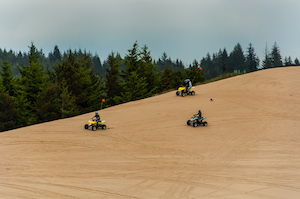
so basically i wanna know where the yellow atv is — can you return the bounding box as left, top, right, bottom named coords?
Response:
left=176, top=86, right=195, bottom=97
left=84, top=119, right=107, bottom=131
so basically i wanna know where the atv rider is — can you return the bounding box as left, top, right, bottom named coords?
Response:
left=196, top=109, right=202, bottom=120
left=92, top=112, right=101, bottom=126
left=184, top=79, right=192, bottom=93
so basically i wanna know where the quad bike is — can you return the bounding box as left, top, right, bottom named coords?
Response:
left=84, top=119, right=107, bottom=131
left=187, top=115, right=208, bottom=127
left=176, top=86, right=195, bottom=97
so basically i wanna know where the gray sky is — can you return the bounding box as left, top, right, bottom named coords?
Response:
left=1, top=0, right=299, bottom=66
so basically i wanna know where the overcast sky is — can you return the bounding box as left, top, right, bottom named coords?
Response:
left=1, top=0, right=299, bottom=65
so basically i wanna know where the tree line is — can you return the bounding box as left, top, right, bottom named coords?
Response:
left=0, top=41, right=298, bottom=132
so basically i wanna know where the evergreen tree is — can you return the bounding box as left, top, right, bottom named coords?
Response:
left=200, top=53, right=214, bottom=80
left=284, top=56, right=293, bottom=66
left=159, top=66, right=174, bottom=91
left=172, top=70, right=185, bottom=89
left=50, top=50, right=104, bottom=114
left=92, top=54, right=103, bottom=76
left=245, top=43, right=259, bottom=72
left=36, top=84, right=61, bottom=122
left=60, top=80, right=78, bottom=118
left=49, top=45, right=62, bottom=64
left=262, top=44, right=272, bottom=69
left=76, top=52, right=104, bottom=112
left=294, top=58, right=300, bottom=66
left=270, top=42, right=282, bottom=67
left=17, top=42, right=48, bottom=124
left=0, top=91, right=18, bottom=132
left=121, top=41, right=148, bottom=102
left=189, top=59, right=205, bottom=85
left=139, top=45, right=158, bottom=96
left=0, top=59, right=16, bottom=96
left=121, top=71, right=148, bottom=102
left=105, top=52, right=122, bottom=106
left=227, top=43, right=245, bottom=73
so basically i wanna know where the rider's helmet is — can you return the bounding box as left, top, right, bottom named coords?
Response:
left=95, top=112, right=98, bottom=115
left=198, top=110, right=201, bottom=114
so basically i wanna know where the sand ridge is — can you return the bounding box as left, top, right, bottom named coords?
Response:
left=1, top=67, right=300, bottom=198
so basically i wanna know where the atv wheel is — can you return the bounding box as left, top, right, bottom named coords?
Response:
left=203, top=122, right=208, bottom=126
left=84, top=124, right=89, bottom=129
left=102, top=125, right=107, bottom=130
left=191, top=91, right=195, bottom=95
left=176, top=91, right=180, bottom=96
left=187, top=120, right=191, bottom=125
left=181, top=91, right=186, bottom=97
left=92, top=126, right=97, bottom=131
left=193, top=122, right=198, bottom=127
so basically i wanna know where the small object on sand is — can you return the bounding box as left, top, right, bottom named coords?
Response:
left=210, top=98, right=214, bottom=102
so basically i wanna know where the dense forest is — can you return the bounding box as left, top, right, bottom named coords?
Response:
left=0, top=41, right=299, bottom=132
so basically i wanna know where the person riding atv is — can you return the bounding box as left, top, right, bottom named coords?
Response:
left=84, top=112, right=107, bottom=131
left=176, top=79, right=195, bottom=97
left=187, top=109, right=208, bottom=127
left=92, top=112, right=100, bottom=126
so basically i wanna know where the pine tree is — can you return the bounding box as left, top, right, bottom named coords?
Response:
left=121, top=41, right=148, bottom=102
left=200, top=53, right=214, bottom=79
left=245, top=43, right=259, bottom=72
left=121, top=71, right=148, bottom=102
left=105, top=52, right=122, bottom=106
left=49, top=45, right=62, bottom=65
left=60, top=80, right=78, bottom=118
left=139, top=45, right=158, bottom=96
left=227, top=43, right=245, bottom=73
left=36, top=84, right=61, bottom=122
left=0, top=91, right=18, bottom=132
left=270, top=42, right=282, bottom=67
left=284, top=56, right=293, bottom=66
left=294, top=58, right=300, bottom=66
left=17, top=42, right=47, bottom=124
left=262, top=44, right=272, bottom=69
left=0, top=59, right=16, bottom=96
left=189, top=59, right=205, bottom=85
left=159, top=66, right=174, bottom=91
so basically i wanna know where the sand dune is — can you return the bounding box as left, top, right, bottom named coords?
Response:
left=1, top=67, right=300, bottom=198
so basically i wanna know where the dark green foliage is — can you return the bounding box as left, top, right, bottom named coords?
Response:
left=188, top=59, right=205, bottom=85
left=154, top=52, right=184, bottom=72
left=270, top=42, right=282, bottom=67
left=246, top=43, right=259, bottom=72
left=139, top=45, right=159, bottom=96
left=48, top=45, right=62, bottom=65
left=51, top=50, right=105, bottom=113
left=60, top=80, right=79, bottom=118
left=121, top=71, right=148, bottom=102
left=284, top=56, right=293, bottom=66
left=36, top=84, right=61, bottom=122
left=121, top=41, right=149, bottom=102
left=17, top=42, right=48, bottom=124
left=0, top=59, right=16, bottom=96
left=201, top=53, right=214, bottom=79
left=159, top=66, right=174, bottom=91
left=105, top=52, right=122, bottom=106
left=295, top=58, right=300, bottom=66
left=227, top=43, right=245, bottom=73
left=262, top=46, right=272, bottom=69
left=0, top=91, right=18, bottom=132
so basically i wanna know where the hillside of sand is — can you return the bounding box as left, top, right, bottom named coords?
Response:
left=1, top=67, right=300, bottom=198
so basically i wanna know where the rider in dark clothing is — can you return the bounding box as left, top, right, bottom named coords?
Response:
left=196, top=110, right=202, bottom=119
left=92, top=112, right=100, bottom=126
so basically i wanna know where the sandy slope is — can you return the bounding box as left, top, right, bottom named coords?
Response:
left=1, top=67, right=300, bottom=199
